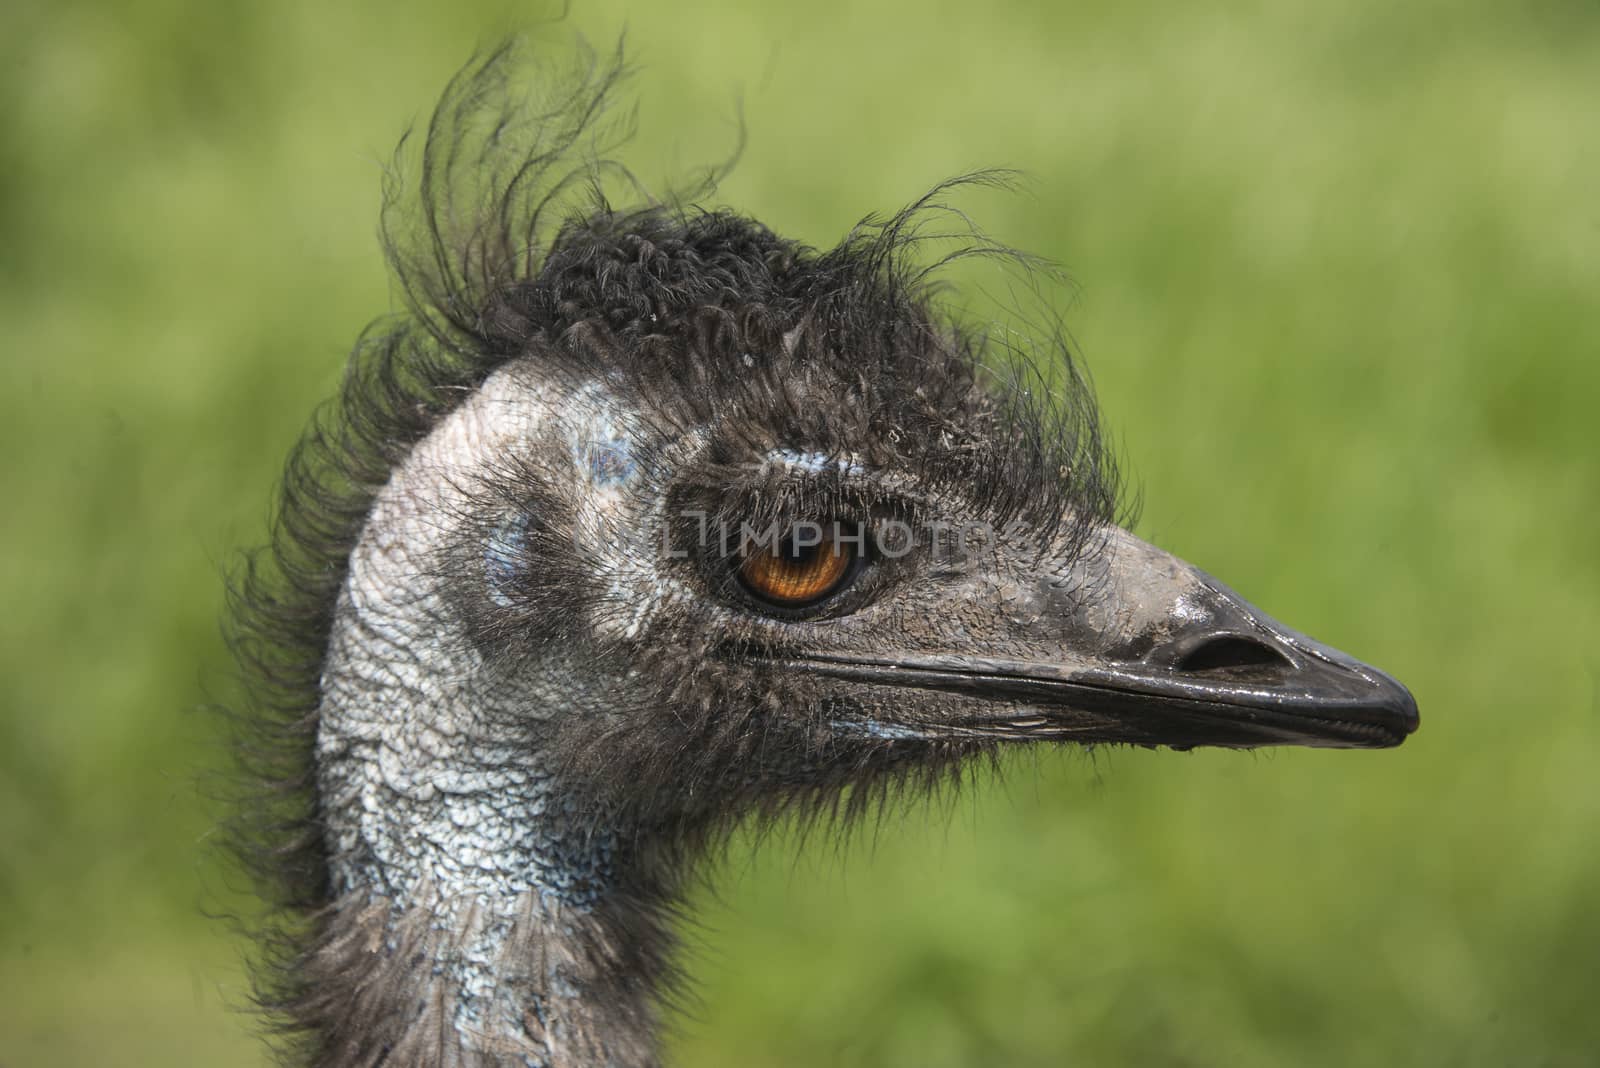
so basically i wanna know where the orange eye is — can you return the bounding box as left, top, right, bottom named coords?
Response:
left=738, top=524, right=857, bottom=609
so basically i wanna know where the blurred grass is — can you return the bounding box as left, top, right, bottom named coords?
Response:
left=1, top=0, right=1596, bottom=1064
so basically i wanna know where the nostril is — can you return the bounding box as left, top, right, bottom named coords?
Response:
left=1174, top=634, right=1293, bottom=675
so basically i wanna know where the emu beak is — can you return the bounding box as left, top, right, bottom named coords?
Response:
left=804, top=530, right=1420, bottom=750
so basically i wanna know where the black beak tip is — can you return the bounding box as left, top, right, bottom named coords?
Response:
left=1372, top=665, right=1421, bottom=743
left=1291, top=657, right=1419, bottom=749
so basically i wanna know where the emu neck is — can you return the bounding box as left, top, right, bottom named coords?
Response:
left=312, top=663, right=665, bottom=1067
left=310, top=366, right=669, bottom=1067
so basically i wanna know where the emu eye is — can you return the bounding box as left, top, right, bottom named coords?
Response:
left=738, top=521, right=860, bottom=610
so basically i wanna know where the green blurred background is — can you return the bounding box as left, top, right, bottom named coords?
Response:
left=3, top=0, right=1596, bottom=1064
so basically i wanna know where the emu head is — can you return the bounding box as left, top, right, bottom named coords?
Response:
left=236, top=44, right=1418, bottom=1068
left=360, top=204, right=1414, bottom=831
left=321, top=197, right=1416, bottom=866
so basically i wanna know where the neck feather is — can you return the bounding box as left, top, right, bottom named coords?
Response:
left=292, top=887, right=667, bottom=1068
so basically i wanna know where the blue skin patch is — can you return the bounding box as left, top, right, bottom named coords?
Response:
left=829, top=718, right=927, bottom=741
left=582, top=430, right=634, bottom=486
left=485, top=512, right=531, bottom=607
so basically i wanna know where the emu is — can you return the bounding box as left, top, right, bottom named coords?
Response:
left=227, top=44, right=1418, bottom=1068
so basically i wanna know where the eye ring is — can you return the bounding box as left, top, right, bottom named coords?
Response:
left=737, top=521, right=861, bottom=611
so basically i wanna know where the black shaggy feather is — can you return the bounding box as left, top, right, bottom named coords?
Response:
left=224, top=38, right=1125, bottom=1066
